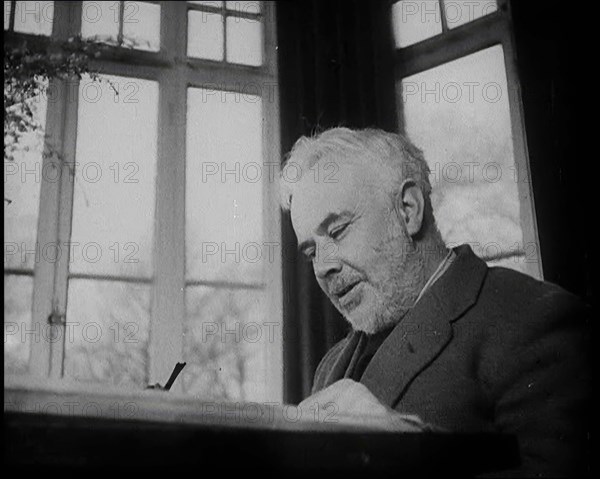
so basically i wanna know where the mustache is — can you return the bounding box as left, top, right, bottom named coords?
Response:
left=327, top=275, right=363, bottom=296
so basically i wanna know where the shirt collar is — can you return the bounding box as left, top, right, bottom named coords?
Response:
left=414, top=248, right=456, bottom=305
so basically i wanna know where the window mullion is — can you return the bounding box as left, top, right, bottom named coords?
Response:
left=117, top=1, right=124, bottom=46
left=49, top=1, right=82, bottom=379
left=29, top=2, right=80, bottom=377
left=29, top=1, right=82, bottom=379
left=261, top=1, right=283, bottom=402
left=147, top=1, right=188, bottom=390
left=395, top=14, right=505, bottom=79
left=52, top=1, right=81, bottom=39
left=222, top=4, right=227, bottom=63
left=9, top=0, right=16, bottom=30
left=500, top=30, right=543, bottom=279
left=263, top=1, right=277, bottom=77
left=29, top=78, right=64, bottom=378
left=48, top=77, right=79, bottom=379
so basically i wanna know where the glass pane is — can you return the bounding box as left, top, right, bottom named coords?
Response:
left=184, top=287, right=271, bottom=401
left=123, top=1, right=161, bottom=51
left=392, top=0, right=442, bottom=48
left=444, top=0, right=497, bottom=29
left=186, top=87, right=263, bottom=283
left=81, top=1, right=120, bottom=45
left=14, top=1, right=53, bottom=36
left=225, top=1, right=261, bottom=14
left=226, top=15, right=262, bottom=66
left=64, top=278, right=150, bottom=388
left=4, top=1, right=12, bottom=29
left=4, top=275, right=34, bottom=375
left=4, top=88, right=47, bottom=271
left=70, top=75, right=158, bottom=278
left=401, top=45, right=531, bottom=274
left=187, top=10, right=224, bottom=60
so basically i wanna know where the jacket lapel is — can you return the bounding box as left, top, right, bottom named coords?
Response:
left=360, top=245, right=488, bottom=408
left=317, top=330, right=364, bottom=390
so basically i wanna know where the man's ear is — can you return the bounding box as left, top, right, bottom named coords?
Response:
left=394, top=179, right=425, bottom=237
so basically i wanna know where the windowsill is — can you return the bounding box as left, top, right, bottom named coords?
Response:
left=4, top=374, right=361, bottom=432
left=5, top=374, right=520, bottom=472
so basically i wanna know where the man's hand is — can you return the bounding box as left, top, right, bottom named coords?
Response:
left=298, top=379, right=435, bottom=432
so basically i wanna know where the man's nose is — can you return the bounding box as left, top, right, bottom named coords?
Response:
left=313, top=240, right=342, bottom=279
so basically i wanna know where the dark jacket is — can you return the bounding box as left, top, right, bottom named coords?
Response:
left=312, top=245, right=590, bottom=476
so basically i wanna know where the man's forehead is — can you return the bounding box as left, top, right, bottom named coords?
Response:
left=290, top=178, right=350, bottom=230
left=289, top=160, right=379, bottom=234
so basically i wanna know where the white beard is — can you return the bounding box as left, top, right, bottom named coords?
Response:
left=345, top=218, right=425, bottom=335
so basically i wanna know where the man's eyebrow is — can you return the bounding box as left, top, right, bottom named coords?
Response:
left=297, top=211, right=353, bottom=253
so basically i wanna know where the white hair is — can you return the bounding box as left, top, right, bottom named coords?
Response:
left=279, top=127, right=432, bottom=211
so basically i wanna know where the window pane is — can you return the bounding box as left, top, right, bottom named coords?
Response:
left=444, top=0, right=497, bottom=29
left=187, top=10, right=224, bottom=60
left=4, top=1, right=12, bottom=29
left=392, top=0, right=442, bottom=48
left=64, top=278, right=150, bottom=388
left=225, top=1, right=261, bottom=14
left=184, top=287, right=270, bottom=401
left=226, top=16, right=262, bottom=66
left=81, top=1, right=120, bottom=44
left=123, top=1, right=161, bottom=51
left=14, top=1, right=53, bottom=36
left=70, top=75, right=158, bottom=278
left=186, top=88, right=263, bottom=283
left=4, top=275, right=34, bottom=375
left=401, top=46, right=530, bottom=274
left=4, top=89, right=47, bottom=271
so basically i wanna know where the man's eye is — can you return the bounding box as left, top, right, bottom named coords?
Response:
left=302, top=247, right=316, bottom=261
left=330, top=223, right=348, bottom=239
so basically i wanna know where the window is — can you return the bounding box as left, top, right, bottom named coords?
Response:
left=4, top=1, right=282, bottom=404
left=80, top=1, right=161, bottom=51
left=4, top=1, right=54, bottom=35
left=187, top=1, right=263, bottom=65
left=392, top=0, right=541, bottom=277
left=4, top=84, right=48, bottom=375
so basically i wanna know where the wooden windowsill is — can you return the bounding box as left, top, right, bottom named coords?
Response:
left=4, top=375, right=520, bottom=472
left=4, top=374, right=347, bottom=432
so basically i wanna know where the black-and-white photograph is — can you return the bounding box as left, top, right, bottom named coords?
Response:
left=4, top=0, right=591, bottom=476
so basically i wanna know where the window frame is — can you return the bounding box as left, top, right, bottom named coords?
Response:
left=393, top=0, right=542, bottom=280
left=5, top=0, right=283, bottom=403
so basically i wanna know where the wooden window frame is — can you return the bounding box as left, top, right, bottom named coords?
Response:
left=5, top=0, right=283, bottom=404
left=393, top=0, right=542, bottom=280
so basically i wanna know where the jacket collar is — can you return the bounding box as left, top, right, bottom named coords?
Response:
left=324, top=244, right=488, bottom=407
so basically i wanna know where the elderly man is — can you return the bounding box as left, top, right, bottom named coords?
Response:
left=280, top=127, right=590, bottom=476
